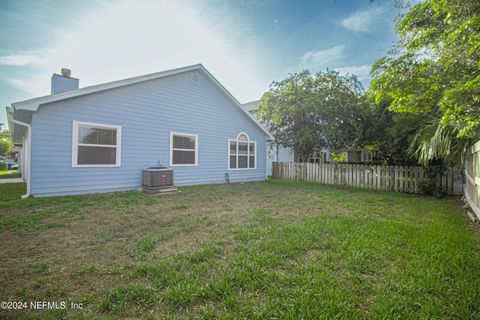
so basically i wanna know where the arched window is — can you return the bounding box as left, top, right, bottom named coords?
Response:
left=228, top=132, right=256, bottom=170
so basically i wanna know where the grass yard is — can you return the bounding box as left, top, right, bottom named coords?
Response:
left=0, top=170, right=21, bottom=179
left=0, top=180, right=479, bottom=319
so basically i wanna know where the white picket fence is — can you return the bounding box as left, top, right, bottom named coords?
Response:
left=464, top=141, right=480, bottom=219
left=272, top=162, right=463, bottom=195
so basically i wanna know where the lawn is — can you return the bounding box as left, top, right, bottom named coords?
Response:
left=0, top=169, right=21, bottom=179
left=0, top=181, right=479, bottom=319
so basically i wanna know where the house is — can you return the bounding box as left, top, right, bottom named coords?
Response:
left=7, top=147, right=20, bottom=163
left=7, top=64, right=272, bottom=198
left=341, top=148, right=373, bottom=163
left=242, top=100, right=294, bottom=175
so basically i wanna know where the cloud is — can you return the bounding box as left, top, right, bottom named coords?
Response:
left=0, top=54, right=43, bottom=66
left=339, top=6, right=387, bottom=32
left=5, top=0, right=267, bottom=102
left=334, top=64, right=371, bottom=80
left=291, top=45, right=345, bottom=72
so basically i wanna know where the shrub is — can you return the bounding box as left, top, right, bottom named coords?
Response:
left=0, top=161, right=7, bottom=171
left=417, top=161, right=448, bottom=197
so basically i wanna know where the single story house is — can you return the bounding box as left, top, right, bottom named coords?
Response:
left=7, top=64, right=272, bottom=198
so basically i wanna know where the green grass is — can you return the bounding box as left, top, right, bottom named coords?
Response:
left=0, top=180, right=479, bottom=319
left=0, top=169, right=20, bottom=179
left=0, top=183, right=25, bottom=201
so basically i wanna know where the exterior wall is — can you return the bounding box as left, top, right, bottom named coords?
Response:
left=265, top=143, right=294, bottom=176
left=277, top=145, right=294, bottom=162
left=23, top=132, right=31, bottom=184
left=266, top=143, right=274, bottom=176
left=30, top=70, right=268, bottom=197
left=19, top=144, right=24, bottom=177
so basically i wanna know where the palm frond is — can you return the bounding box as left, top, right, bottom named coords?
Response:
left=409, top=119, right=473, bottom=166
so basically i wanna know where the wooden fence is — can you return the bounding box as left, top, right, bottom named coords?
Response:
left=464, top=141, right=480, bottom=220
left=272, top=162, right=463, bottom=195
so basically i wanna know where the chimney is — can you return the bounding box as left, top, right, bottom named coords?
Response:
left=51, top=68, right=79, bottom=94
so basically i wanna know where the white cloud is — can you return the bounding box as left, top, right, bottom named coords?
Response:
left=334, top=64, right=372, bottom=81
left=5, top=0, right=266, bottom=102
left=340, top=6, right=387, bottom=32
left=0, top=54, right=43, bottom=66
left=291, top=45, right=345, bottom=72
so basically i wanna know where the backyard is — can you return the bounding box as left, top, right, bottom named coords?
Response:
left=0, top=180, right=479, bottom=319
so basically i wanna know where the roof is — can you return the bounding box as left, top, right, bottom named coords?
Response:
left=11, top=64, right=272, bottom=140
left=242, top=100, right=260, bottom=112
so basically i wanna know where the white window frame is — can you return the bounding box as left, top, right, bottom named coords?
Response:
left=170, top=132, right=198, bottom=166
left=228, top=132, right=257, bottom=170
left=72, top=121, right=122, bottom=168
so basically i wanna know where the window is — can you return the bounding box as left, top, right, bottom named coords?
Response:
left=228, top=133, right=256, bottom=170
left=361, top=151, right=373, bottom=162
left=170, top=132, right=198, bottom=166
left=72, top=121, right=121, bottom=167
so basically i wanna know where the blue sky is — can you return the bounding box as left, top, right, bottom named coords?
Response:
left=0, top=0, right=399, bottom=128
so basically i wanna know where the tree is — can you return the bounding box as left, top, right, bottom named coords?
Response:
left=311, top=71, right=372, bottom=152
left=256, top=71, right=325, bottom=161
left=370, top=0, right=480, bottom=165
left=0, top=130, right=13, bottom=156
left=366, top=96, right=427, bottom=165
left=257, top=70, right=371, bottom=161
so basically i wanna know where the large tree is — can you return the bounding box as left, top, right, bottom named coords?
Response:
left=370, top=0, right=480, bottom=165
left=257, top=70, right=371, bottom=161
left=257, top=71, right=324, bottom=162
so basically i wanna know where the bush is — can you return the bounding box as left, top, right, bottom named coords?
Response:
left=417, top=161, right=448, bottom=197
left=0, top=161, right=7, bottom=171
left=417, top=178, right=435, bottom=195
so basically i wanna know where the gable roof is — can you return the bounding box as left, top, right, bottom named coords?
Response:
left=11, top=64, right=272, bottom=139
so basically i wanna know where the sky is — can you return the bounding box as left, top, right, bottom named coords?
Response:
left=0, top=0, right=400, bottom=129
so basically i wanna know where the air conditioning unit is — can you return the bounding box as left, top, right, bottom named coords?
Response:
left=141, top=167, right=177, bottom=194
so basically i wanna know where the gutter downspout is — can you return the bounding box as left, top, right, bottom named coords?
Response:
left=11, top=119, right=31, bottom=199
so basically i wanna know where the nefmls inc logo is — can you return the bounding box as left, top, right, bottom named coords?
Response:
left=30, top=301, right=67, bottom=310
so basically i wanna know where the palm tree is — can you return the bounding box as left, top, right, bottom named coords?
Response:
left=409, top=117, right=475, bottom=167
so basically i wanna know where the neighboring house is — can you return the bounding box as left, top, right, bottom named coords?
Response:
left=298, top=148, right=331, bottom=164
left=7, top=147, right=19, bottom=163
left=7, top=64, right=272, bottom=197
left=242, top=100, right=294, bottom=175
left=341, top=148, right=373, bottom=163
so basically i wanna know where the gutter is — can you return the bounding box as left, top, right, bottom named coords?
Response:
left=11, top=118, right=31, bottom=199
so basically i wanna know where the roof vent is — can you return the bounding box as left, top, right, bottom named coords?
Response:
left=190, top=74, right=200, bottom=86
left=61, top=68, right=72, bottom=77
